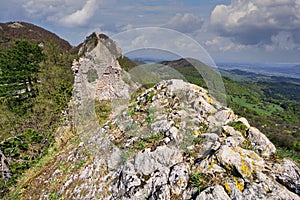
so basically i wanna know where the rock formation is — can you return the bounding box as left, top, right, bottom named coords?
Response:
left=17, top=33, right=300, bottom=200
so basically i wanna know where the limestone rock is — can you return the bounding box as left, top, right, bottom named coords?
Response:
left=274, top=158, right=300, bottom=195
left=134, top=146, right=182, bottom=175
left=169, top=163, right=189, bottom=195
left=247, top=127, right=276, bottom=157
left=216, top=145, right=265, bottom=180
left=196, top=185, right=231, bottom=200
left=237, top=117, right=250, bottom=128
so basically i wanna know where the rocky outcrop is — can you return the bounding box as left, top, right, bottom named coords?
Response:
left=18, top=33, right=300, bottom=200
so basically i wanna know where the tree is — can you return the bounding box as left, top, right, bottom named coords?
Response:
left=0, top=40, right=44, bottom=112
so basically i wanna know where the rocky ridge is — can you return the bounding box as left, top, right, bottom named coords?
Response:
left=15, top=33, right=299, bottom=200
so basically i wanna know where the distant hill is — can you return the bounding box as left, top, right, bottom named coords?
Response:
left=0, top=21, right=71, bottom=51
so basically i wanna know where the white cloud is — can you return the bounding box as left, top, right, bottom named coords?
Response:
left=264, top=31, right=298, bottom=51
left=59, top=0, right=99, bottom=27
left=165, top=13, right=204, bottom=33
left=22, top=0, right=99, bottom=27
left=205, top=36, right=249, bottom=52
left=210, top=0, right=300, bottom=46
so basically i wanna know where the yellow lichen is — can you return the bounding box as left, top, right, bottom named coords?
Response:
left=194, top=85, right=202, bottom=91
left=234, top=177, right=244, bottom=192
left=240, top=160, right=252, bottom=177
left=178, top=178, right=184, bottom=185
left=265, top=187, right=271, bottom=193
left=207, top=96, right=215, bottom=104
left=224, top=164, right=232, bottom=171
left=194, top=130, right=200, bottom=136
left=207, top=160, right=218, bottom=169
left=224, top=182, right=232, bottom=195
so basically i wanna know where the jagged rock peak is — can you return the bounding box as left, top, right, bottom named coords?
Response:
left=78, top=32, right=121, bottom=59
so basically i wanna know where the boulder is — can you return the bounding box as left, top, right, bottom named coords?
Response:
left=247, top=127, right=276, bottom=157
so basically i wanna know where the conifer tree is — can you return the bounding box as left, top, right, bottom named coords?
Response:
left=0, top=40, right=44, bottom=112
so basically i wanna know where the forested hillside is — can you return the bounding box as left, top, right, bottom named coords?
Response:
left=0, top=24, right=76, bottom=195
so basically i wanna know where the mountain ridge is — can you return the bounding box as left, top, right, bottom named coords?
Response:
left=0, top=23, right=299, bottom=199
left=6, top=32, right=299, bottom=200
left=0, top=21, right=71, bottom=51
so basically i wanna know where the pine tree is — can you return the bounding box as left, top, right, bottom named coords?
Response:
left=0, top=40, right=45, bottom=112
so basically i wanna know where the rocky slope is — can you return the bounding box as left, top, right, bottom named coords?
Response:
left=13, top=33, right=300, bottom=200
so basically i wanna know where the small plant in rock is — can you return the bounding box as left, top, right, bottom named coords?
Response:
left=193, top=136, right=203, bottom=145
left=239, top=139, right=254, bottom=150
left=228, top=121, right=248, bottom=135
left=87, top=69, right=98, bottom=83
left=199, top=123, right=209, bottom=133
left=94, top=100, right=112, bottom=125
left=146, top=114, right=154, bottom=123
left=134, top=140, right=145, bottom=150
left=189, top=173, right=210, bottom=192
left=146, top=92, right=155, bottom=102
left=144, top=133, right=164, bottom=143
left=128, top=109, right=135, bottom=116
left=125, top=122, right=138, bottom=131
left=121, top=149, right=134, bottom=164
left=185, top=150, right=196, bottom=157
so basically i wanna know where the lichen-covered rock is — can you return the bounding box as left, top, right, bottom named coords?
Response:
left=196, top=185, right=231, bottom=200
left=216, top=145, right=265, bottom=180
left=169, top=163, right=189, bottom=195
left=247, top=127, right=276, bottom=157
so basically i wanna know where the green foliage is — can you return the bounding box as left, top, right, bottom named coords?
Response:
left=143, top=133, right=164, bottom=143
left=189, top=173, right=209, bottom=192
left=146, top=92, right=155, bottom=102
left=199, top=123, right=209, bottom=133
left=228, top=121, right=248, bottom=135
left=193, top=137, right=203, bottom=145
left=49, top=191, right=62, bottom=200
left=146, top=113, right=154, bottom=123
left=276, top=148, right=300, bottom=164
left=224, top=78, right=300, bottom=157
left=117, top=56, right=138, bottom=72
left=94, top=100, right=112, bottom=125
left=0, top=40, right=75, bottom=197
left=133, top=140, right=145, bottom=150
left=0, top=129, right=52, bottom=195
left=128, top=109, right=135, bottom=116
left=125, top=122, right=138, bottom=131
left=87, top=69, right=98, bottom=83
left=121, top=149, right=134, bottom=164
left=0, top=40, right=45, bottom=113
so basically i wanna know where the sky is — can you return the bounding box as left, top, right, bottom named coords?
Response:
left=1, top=0, right=300, bottom=63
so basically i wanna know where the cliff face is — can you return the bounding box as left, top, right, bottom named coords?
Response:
left=15, top=33, right=300, bottom=200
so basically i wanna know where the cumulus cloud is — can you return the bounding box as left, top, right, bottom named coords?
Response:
left=165, top=13, right=204, bottom=33
left=205, top=36, right=249, bottom=52
left=59, top=0, right=98, bottom=27
left=210, top=0, right=300, bottom=46
left=22, top=0, right=99, bottom=27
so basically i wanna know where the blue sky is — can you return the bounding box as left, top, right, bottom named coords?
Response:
left=1, top=0, right=300, bottom=63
